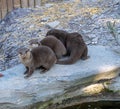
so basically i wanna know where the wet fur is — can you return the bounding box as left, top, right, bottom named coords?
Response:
left=29, top=35, right=66, bottom=59
left=46, top=29, right=89, bottom=64
left=18, top=46, right=57, bottom=78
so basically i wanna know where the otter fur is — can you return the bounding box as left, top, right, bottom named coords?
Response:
left=29, top=35, right=66, bottom=59
left=18, top=46, right=57, bottom=78
left=46, top=29, right=89, bottom=64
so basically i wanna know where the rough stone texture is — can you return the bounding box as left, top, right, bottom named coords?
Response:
left=46, top=21, right=60, bottom=28
left=0, top=45, right=120, bottom=108
left=0, top=0, right=120, bottom=108
left=108, top=77, right=120, bottom=93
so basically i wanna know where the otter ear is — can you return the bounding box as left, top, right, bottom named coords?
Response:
left=29, top=39, right=35, bottom=45
left=24, top=48, right=30, bottom=53
left=18, top=48, right=23, bottom=55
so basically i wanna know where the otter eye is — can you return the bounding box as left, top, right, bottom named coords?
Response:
left=25, top=50, right=28, bottom=53
left=19, top=52, right=22, bottom=55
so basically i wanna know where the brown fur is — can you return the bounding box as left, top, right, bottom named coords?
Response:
left=18, top=46, right=57, bottom=78
left=46, top=29, right=89, bottom=64
left=29, top=35, right=66, bottom=59
left=29, top=39, right=40, bottom=49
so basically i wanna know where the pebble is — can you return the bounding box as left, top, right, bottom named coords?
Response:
left=1, top=21, right=5, bottom=25
left=59, top=8, right=66, bottom=12
left=91, top=37, right=98, bottom=45
left=41, top=17, right=50, bottom=22
left=45, top=3, right=54, bottom=8
left=46, top=21, right=60, bottom=28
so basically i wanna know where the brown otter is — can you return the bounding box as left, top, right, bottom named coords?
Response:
left=46, top=29, right=89, bottom=64
left=18, top=46, right=57, bottom=78
left=29, top=35, right=66, bottom=59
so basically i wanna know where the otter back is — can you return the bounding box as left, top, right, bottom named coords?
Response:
left=46, top=29, right=89, bottom=64
left=29, top=35, right=67, bottom=59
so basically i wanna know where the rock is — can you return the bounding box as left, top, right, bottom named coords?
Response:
left=1, top=21, right=5, bottom=25
left=45, top=3, right=53, bottom=8
left=0, top=45, right=120, bottom=109
left=91, top=37, right=98, bottom=44
left=46, top=21, right=60, bottom=28
left=41, top=17, right=50, bottom=22
left=117, top=3, right=120, bottom=15
left=59, top=8, right=66, bottom=12
left=111, top=46, right=120, bottom=54
left=108, top=77, right=120, bottom=93
left=0, top=0, right=120, bottom=107
left=29, top=25, right=35, bottom=28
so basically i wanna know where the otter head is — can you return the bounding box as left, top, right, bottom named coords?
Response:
left=29, top=39, right=41, bottom=49
left=18, top=48, right=32, bottom=63
left=46, top=29, right=67, bottom=46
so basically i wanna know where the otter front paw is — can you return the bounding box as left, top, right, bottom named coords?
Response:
left=24, top=69, right=34, bottom=78
left=24, top=67, right=29, bottom=75
left=40, top=69, right=48, bottom=73
left=24, top=74, right=30, bottom=78
left=24, top=70, right=28, bottom=75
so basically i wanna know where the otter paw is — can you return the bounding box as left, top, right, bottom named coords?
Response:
left=24, top=74, right=31, bottom=78
left=40, top=69, right=48, bottom=73
left=24, top=71, right=28, bottom=75
left=81, top=56, right=90, bottom=60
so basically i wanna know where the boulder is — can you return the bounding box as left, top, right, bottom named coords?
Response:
left=0, top=45, right=120, bottom=109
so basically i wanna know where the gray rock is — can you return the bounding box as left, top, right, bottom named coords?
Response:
left=108, top=77, right=120, bottom=93
left=46, top=21, right=60, bottom=28
left=1, top=21, right=5, bottom=25
left=59, top=8, right=66, bottom=12
left=91, top=37, right=98, bottom=44
left=45, top=3, right=53, bottom=8
left=41, top=17, right=50, bottom=22
left=111, top=46, right=120, bottom=54
left=0, top=45, right=120, bottom=108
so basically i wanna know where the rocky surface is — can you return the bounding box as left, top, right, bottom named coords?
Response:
left=0, top=45, right=120, bottom=109
left=0, top=0, right=120, bottom=71
left=0, top=0, right=120, bottom=108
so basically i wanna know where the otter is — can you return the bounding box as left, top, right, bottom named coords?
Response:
left=29, top=35, right=66, bottom=59
left=46, top=29, right=89, bottom=64
left=18, top=46, right=57, bottom=78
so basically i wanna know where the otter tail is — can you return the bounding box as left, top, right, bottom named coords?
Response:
left=56, top=47, right=86, bottom=65
left=56, top=57, right=77, bottom=64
